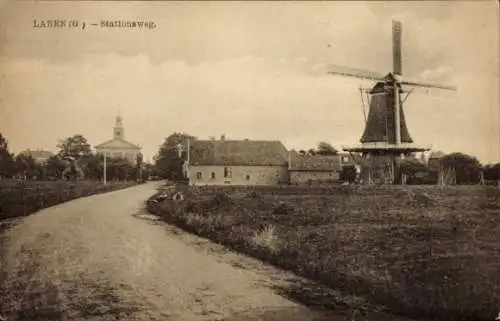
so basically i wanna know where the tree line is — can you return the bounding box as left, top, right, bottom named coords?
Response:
left=0, top=133, right=154, bottom=182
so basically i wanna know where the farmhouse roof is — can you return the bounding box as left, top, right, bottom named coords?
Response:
left=289, top=150, right=342, bottom=171
left=188, top=139, right=288, bottom=166
left=94, top=138, right=141, bottom=150
left=19, top=149, right=54, bottom=159
left=338, top=152, right=364, bottom=164
left=429, top=151, right=446, bottom=159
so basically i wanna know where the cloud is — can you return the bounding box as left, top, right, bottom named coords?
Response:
left=416, top=65, right=454, bottom=83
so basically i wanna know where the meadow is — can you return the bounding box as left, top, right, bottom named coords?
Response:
left=0, top=179, right=139, bottom=222
left=148, top=184, right=500, bottom=321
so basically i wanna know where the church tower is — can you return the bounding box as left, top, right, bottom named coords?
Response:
left=113, top=115, right=124, bottom=140
left=95, top=113, right=142, bottom=165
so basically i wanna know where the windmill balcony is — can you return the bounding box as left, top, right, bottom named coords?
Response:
left=342, top=142, right=432, bottom=153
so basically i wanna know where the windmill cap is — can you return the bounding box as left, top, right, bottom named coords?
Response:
left=393, top=74, right=403, bottom=82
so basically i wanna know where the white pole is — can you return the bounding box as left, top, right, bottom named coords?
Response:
left=393, top=77, right=403, bottom=185
left=186, top=138, right=190, bottom=182
left=103, top=152, right=107, bottom=185
left=394, top=81, right=401, bottom=146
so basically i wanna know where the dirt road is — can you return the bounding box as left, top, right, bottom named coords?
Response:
left=0, top=182, right=337, bottom=321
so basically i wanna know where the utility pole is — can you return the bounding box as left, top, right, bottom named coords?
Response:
left=136, top=152, right=143, bottom=183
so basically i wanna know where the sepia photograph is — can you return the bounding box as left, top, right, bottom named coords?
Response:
left=0, top=1, right=499, bottom=320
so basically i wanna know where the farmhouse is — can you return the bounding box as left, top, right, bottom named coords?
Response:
left=18, top=149, right=54, bottom=165
left=288, top=150, right=342, bottom=185
left=184, top=137, right=289, bottom=186
left=95, top=115, right=142, bottom=164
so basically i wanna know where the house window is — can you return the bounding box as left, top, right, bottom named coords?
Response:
left=342, top=156, right=349, bottom=163
left=246, top=174, right=250, bottom=180
left=211, top=172, right=216, bottom=179
left=196, top=172, right=202, bottom=179
left=224, top=167, right=232, bottom=178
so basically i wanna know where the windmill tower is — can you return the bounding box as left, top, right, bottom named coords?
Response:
left=329, top=20, right=457, bottom=185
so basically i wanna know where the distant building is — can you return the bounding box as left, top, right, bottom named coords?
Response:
left=337, top=152, right=363, bottom=174
left=18, top=149, right=54, bottom=164
left=184, top=136, right=289, bottom=186
left=288, top=150, right=342, bottom=185
left=94, top=115, right=141, bottom=164
left=428, top=151, right=446, bottom=170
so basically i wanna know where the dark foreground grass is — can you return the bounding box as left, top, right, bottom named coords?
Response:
left=147, top=184, right=500, bottom=321
left=0, top=179, right=139, bottom=221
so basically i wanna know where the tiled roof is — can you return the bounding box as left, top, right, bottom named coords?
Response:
left=338, top=152, right=363, bottom=165
left=289, top=150, right=342, bottom=171
left=188, top=140, right=288, bottom=166
left=429, top=151, right=446, bottom=159
left=19, top=149, right=54, bottom=159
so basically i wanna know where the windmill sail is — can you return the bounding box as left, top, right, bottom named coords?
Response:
left=392, top=20, right=402, bottom=76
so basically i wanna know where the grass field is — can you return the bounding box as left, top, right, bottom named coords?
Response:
left=147, top=184, right=500, bottom=321
left=0, top=179, right=139, bottom=223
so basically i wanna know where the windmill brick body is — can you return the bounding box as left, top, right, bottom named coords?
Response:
left=330, top=21, right=457, bottom=185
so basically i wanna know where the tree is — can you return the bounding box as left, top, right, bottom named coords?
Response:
left=141, top=162, right=154, bottom=180
left=483, top=163, right=500, bottom=181
left=14, top=154, right=39, bottom=180
left=80, top=154, right=103, bottom=181
left=154, top=132, right=196, bottom=180
left=57, top=134, right=92, bottom=159
left=44, top=155, right=67, bottom=179
left=440, top=153, right=482, bottom=185
left=106, top=157, right=135, bottom=181
left=316, top=141, right=338, bottom=156
left=307, top=149, right=317, bottom=156
left=0, top=133, right=15, bottom=178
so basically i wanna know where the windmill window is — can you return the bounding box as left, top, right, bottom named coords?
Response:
left=211, top=172, right=216, bottom=179
left=196, top=172, right=202, bottom=179
left=246, top=174, right=250, bottom=180
left=224, top=167, right=232, bottom=178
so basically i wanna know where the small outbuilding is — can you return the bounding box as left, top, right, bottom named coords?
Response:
left=288, top=150, right=342, bottom=185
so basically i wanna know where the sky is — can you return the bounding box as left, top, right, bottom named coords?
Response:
left=0, top=1, right=498, bottom=163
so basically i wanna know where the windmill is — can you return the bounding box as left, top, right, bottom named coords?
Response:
left=329, top=20, right=457, bottom=185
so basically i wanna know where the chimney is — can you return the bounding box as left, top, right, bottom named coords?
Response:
left=220, top=134, right=226, bottom=141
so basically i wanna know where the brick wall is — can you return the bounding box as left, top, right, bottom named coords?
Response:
left=187, top=165, right=289, bottom=186
left=290, top=171, right=340, bottom=185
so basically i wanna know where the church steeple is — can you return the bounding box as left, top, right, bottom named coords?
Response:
left=113, top=114, right=124, bottom=140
